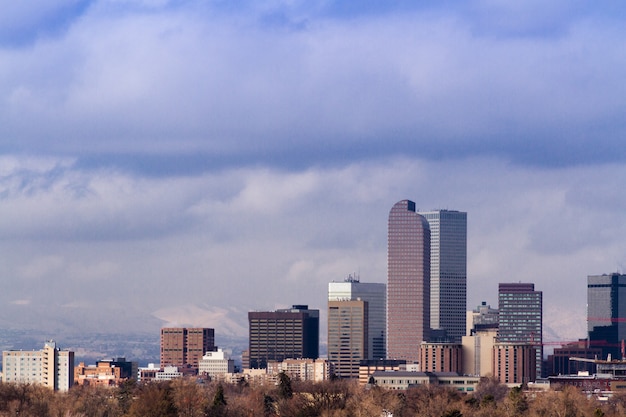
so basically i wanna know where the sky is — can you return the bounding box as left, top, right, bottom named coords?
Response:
left=1, top=0, right=625, bottom=345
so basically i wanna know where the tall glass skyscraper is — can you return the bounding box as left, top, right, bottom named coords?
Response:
left=497, top=283, right=543, bottom=379
left=328, top=276, right=386, bottom=360
left=419, top=210, right=467, bottom=343
left=588, top=273, right=626, bottom=359
left=387, top=200, right=430, bottom=363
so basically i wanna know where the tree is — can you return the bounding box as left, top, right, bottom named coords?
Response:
left=277, top=372, right=293, bottom=399
left=504, top=385, right=528, bottom=417
left=64, top=385, right=122, bottom=417
left=473, top=377, right=508, bottom=404
left=127, top=381, right=176, bottom=417
left=117, top=378, right=137, bottom=414
left=171, top=378, right=208, bottom=417
left=212, top=383, right=227, bottom=407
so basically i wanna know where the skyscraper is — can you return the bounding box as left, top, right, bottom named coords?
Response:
left=497, top=283, right=543, bottom=379
left=160, top=328, right=215, bottom=370
left=328, top=276, right=386, bottom=359
left=248, top=305, right=319, bottom=369
left=387, top=199, right=431, bottom=362
left=419, top=210, right=467, bottom=343
left=588, top=273, right=626, bottom=359
left=328, top=299, right=368, bottom=378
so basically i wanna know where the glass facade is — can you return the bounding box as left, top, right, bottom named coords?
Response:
left=497, top=283, right=542, bottom=379
left=387, top=200, right=430, bottom=363
left=588, top=273, right=626, bottom=359
left=328, top=279, right=386, bottom=360
left=420, top=210, right=467, bottom=343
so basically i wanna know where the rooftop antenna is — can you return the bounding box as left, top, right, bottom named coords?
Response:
left=345, top=273, right=360, bottom=283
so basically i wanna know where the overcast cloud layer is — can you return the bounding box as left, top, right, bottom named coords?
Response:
left=1, top=0, right=625, bottom=344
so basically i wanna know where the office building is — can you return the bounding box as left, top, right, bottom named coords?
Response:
left=267, top=358, right=331, bottom=382
left=467, top=302, right=499, bottom=336
left=198, top=349, right=235, bottom=379
left=419, top=210, right=467, bottom=343
left=546, top=340, right=601, bottom=376
left=358, top=359, right=406, bottom=385
left=461, top=327, right=498, bottom=377
left=387, top=199, right=431, bottom=362
left=160, top=328, right=215, bottom=370
left=138, top=363, right=159, bottom=383
left=370, top=371, right=480, bottom=392
left=75, top=358, right=138, bottom=387
left=328, top=299, right=368, bottom=378
left=328, top=275, right=386, bottom=359
left=588, top=273, right=626, bottom=360
left=498, top=283, right=543, bottom=379
left=492, top=343, right=536, bottom=384
left=155, top=366, right=184, bottom=381
left=248, top=305, right=319, bottom=369
left=419, top=342, right=463, bottom=373
left=3, top=341, right=74, bottom=391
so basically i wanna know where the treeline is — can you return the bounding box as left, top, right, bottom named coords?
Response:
left=1, top=375, right=626, bottom=417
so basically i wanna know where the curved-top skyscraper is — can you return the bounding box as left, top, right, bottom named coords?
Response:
left=387, top=199, right=430, bottom=363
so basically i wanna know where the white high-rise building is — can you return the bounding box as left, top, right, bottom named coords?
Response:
left=328, top=275, right=386, bottom=360
left=199, top=348, right=235, bottom=378
left=419, top=210, right=467, bottom=343
left=2, top=340, right=74, bottom=391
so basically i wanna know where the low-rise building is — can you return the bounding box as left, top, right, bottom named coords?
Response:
left=359, top=360, right=406, bottom=385
left=155, top=366, right=184, bottom=381
left=138, top=363, right=160, bottom=383
left=267, top=358, right=331, bottom=382
left=75, top=358, right=137, bottom=387
left=370, top=371, right=479, bottom=392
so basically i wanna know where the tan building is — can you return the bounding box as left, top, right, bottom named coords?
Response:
left=328, top=299, right=368, bottom=378
left=461, top=328, right=498, bottom=376
left=267, top=358, right=331, bottom=382
left=358, top=360, right=406, bottom=385
left=3, top=341, right=74, bottom=391
left=492, top=343, right=536, bottom=385
left=370, top=371, right=479, bottom=392
left=419, top=342, right=462, bottom=373
left=75, top=358, right=137, bottom=387
left=160, top=328, right=215, bottom=370
left=242, top=368, right=278, bottom=386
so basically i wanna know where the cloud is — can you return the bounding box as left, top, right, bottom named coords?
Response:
left=1, top=155, right=624, bottom=341
left=0, top=0, right=624, bottom=170
left=0, top=1, right=624, bottom=345
left=0, top=0, right=91, bottom=46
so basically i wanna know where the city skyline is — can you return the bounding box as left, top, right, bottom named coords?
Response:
left=1, top=1, right=625, bottom=344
